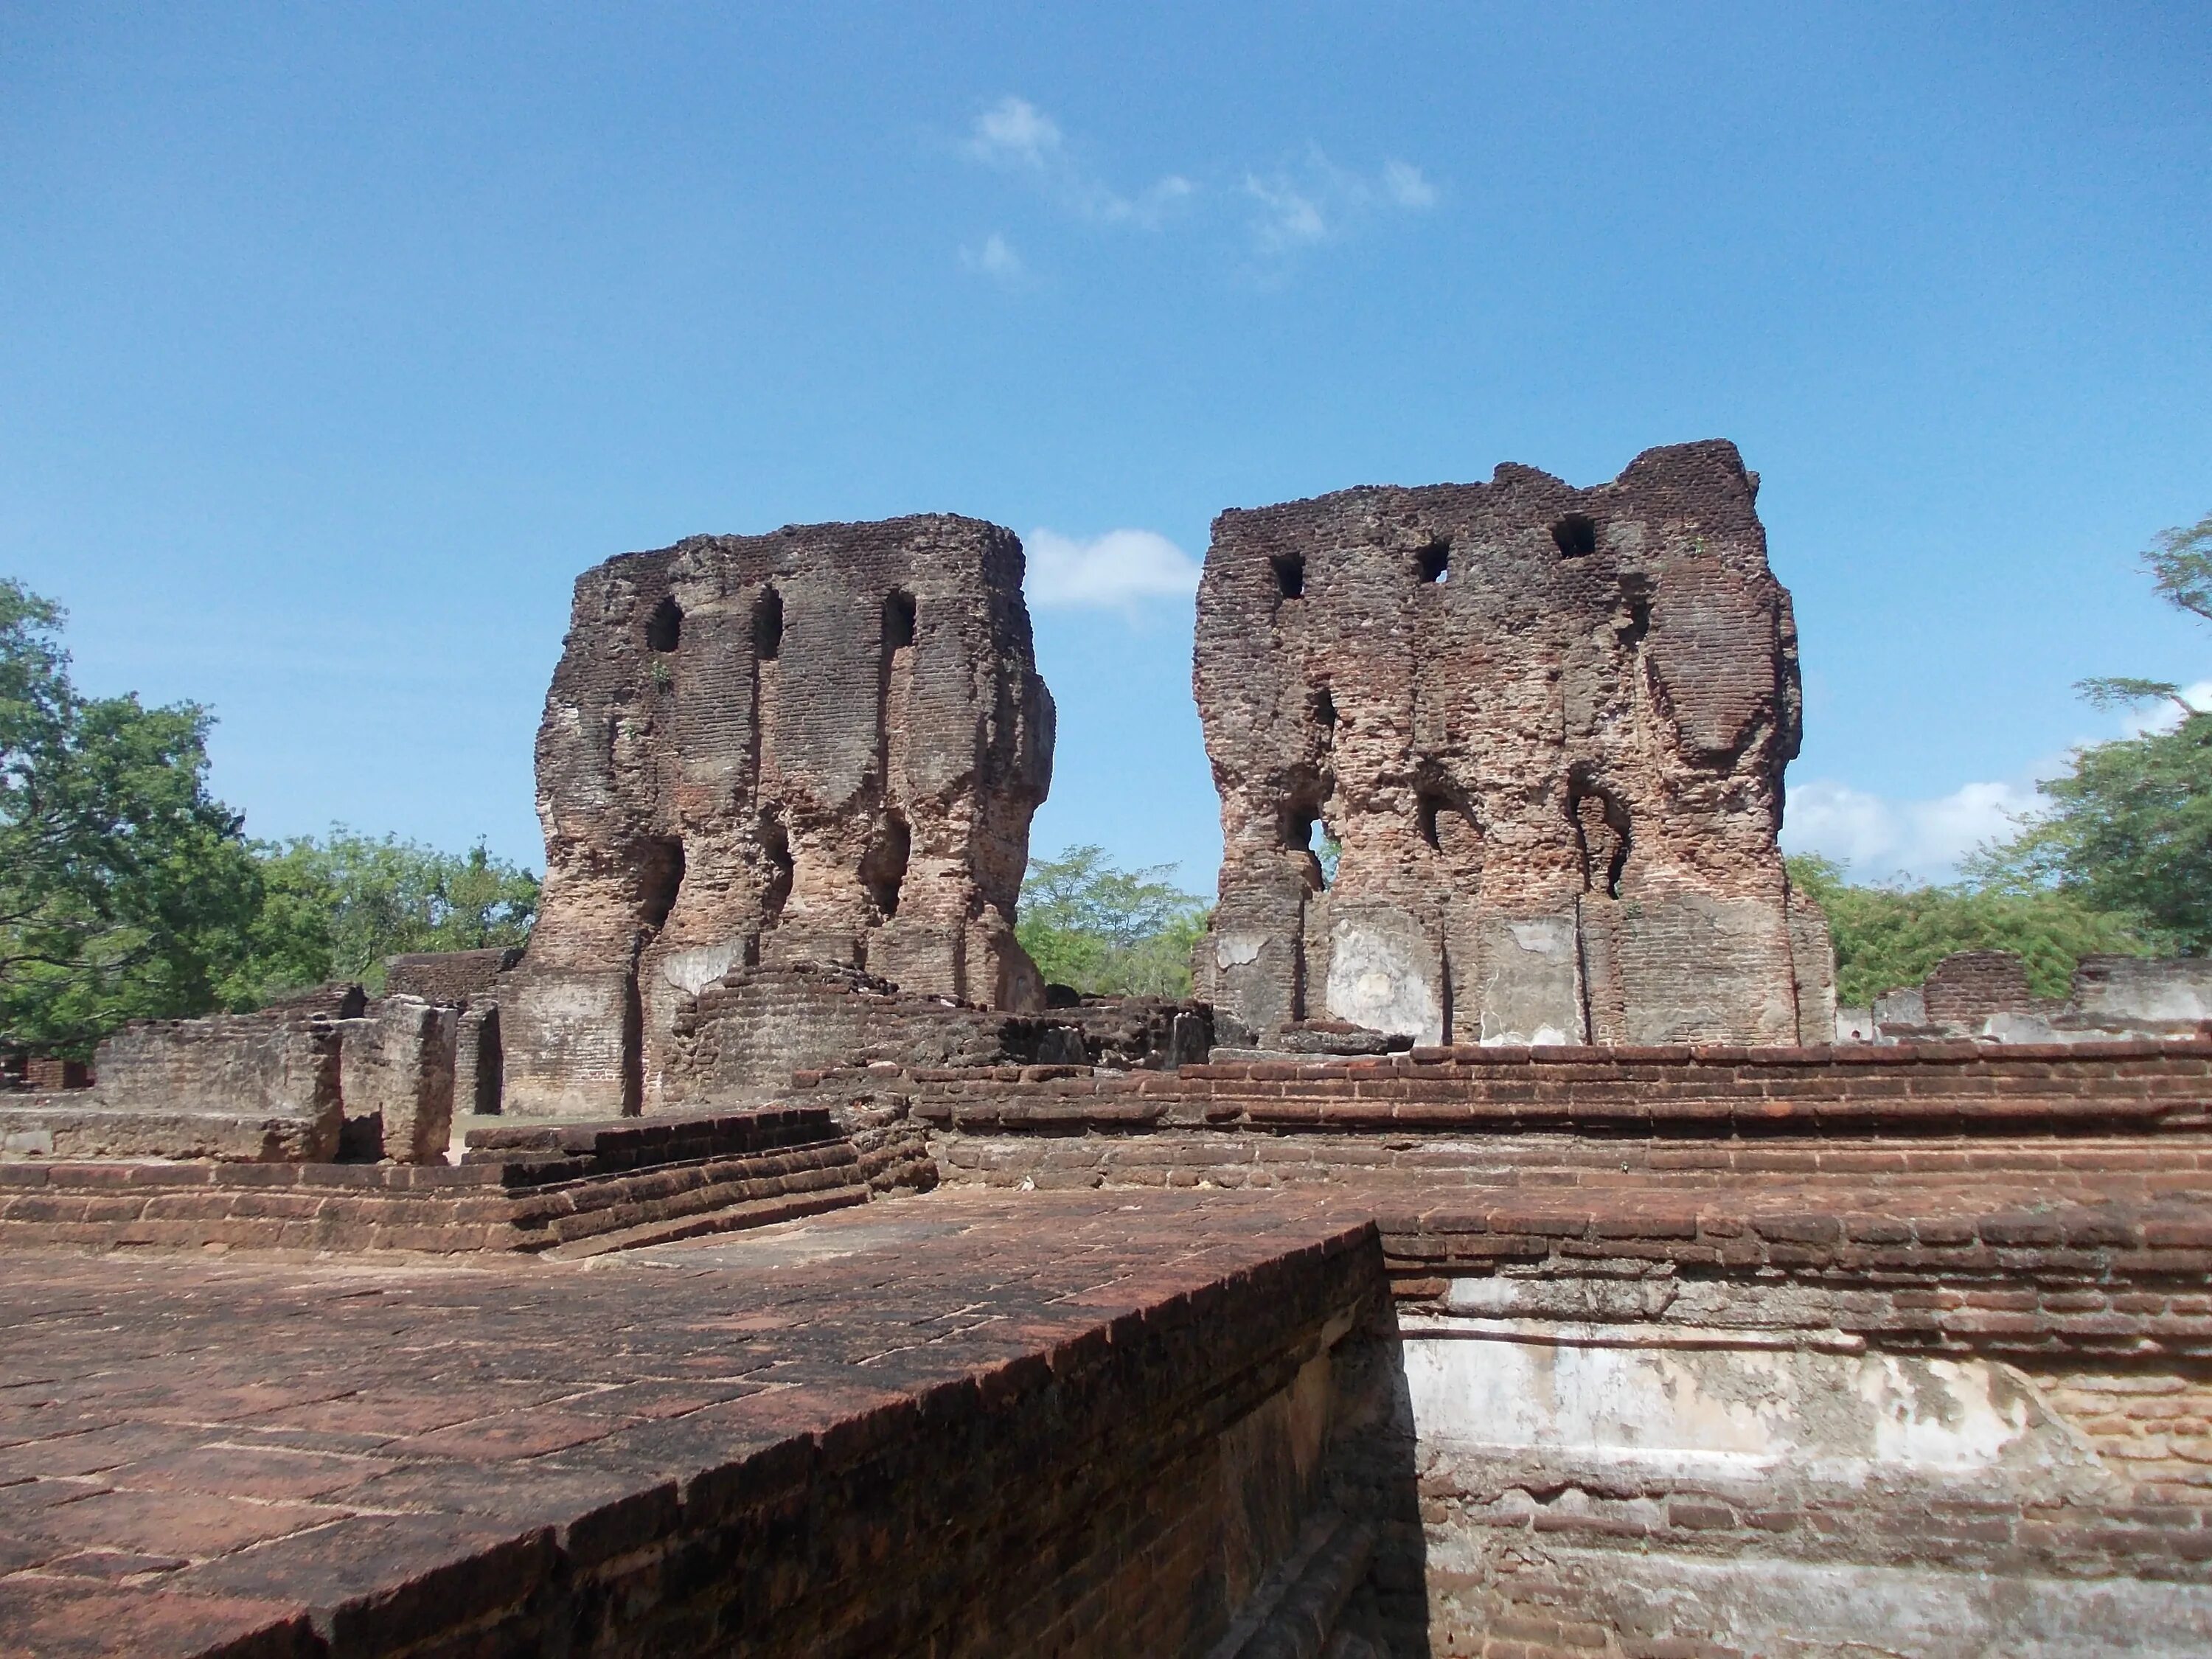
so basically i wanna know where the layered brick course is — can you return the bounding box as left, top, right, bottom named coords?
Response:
left=850, top=1036, right=2212, bottom=1139
left=0, top=1192, right=1392, bottom=1658
left=0, top=1109, right=861, bottom=1256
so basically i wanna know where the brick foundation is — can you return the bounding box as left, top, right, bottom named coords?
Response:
left=0, top=1109, right=864, bottom=1256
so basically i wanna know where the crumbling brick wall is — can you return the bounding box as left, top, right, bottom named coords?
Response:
left=660, top=962, right=1088, bottom=1107
left=1193, top=439, right=1830, bottom=1047
left=504, top=516, right=1056, bottom=1117
left=381, top=947, right=521, bottom=1006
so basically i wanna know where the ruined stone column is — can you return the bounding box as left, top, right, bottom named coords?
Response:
left=1194, top=440, right=1832, bottom=1047
left=504, top=515, right=1056, bottom=1117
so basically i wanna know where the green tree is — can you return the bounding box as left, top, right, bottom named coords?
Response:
left=1017, top=844, right=1210, bottom=998
left=226, top=830, right=540, bottom=1003
left=1966, top=717, right=2212, bottom=953
left=1968, top=507, right=2212, bottom=953
left=0, top=580, right=262, bottom=1055
left=1789, top=855, right=2151, bottom=1006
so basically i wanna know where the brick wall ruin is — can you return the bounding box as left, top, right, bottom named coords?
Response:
left=504, top=516, right=1056, bottom=1118
left=1859, top=949, right=2212, bottom=1044
left=1194, top=439, right=1832, bottom=1050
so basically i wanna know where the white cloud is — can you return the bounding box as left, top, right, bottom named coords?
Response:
left=2117, top=678, right=2212, bottom=737
left=1782, top=683, right=2211, bottom=887
left=964, top=95, right=1195, bottom=229
left=959, top=232, right=1026, bottom=285
left=1025, top=528, right=1200, bottom=608
left=1382, top=159, right=1437, bottom=209
left=1244, top=148, right=1438, bottom=252
left=967, top=95, right=1062, bottom=172
left=1244, top=175, right=1328, bottom=248
left=1781, top=778, right=2037, bottom=884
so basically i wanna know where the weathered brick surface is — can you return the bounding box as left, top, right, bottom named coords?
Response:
left=1, top=1015, right=346, bottom=1163
left=380, top=947, right=521, bottom=1006
left=506, top=516, right=1056, bottom=1119
left=852, top=1035, right=2212, bottom=1147
left=1194, top=441, right=1832, bottom=1050
left=0, top=1192, right=1390, bottom=1658
left=0, top=1108, right=863, bottom=1255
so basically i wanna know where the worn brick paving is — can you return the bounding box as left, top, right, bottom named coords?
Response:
left=8, top=1160, right=2212, bottom=1654
left=0, top=1189, right=1368, bottom=1658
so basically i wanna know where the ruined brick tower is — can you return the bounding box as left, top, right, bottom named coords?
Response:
left=1194, top=439, right=1832, bottom=1047
left=504, top=516, right=1056, bottom=1117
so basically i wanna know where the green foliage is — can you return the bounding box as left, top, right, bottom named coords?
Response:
left=0, top=578, right=541, bottom=1051
left=2143, top=509, right=2212, bottom=627
left=1966, top=506, right=2212, bottom=956
left=226, top=831, right=540, bottom=1003
left=1016, top=844, right=1210, bottom=998
left=1788, top=856, right=2152, bottom=1007
left=1966, top=713, right=2212, bottom=956
left=0, top=580, right=264, bottom=1056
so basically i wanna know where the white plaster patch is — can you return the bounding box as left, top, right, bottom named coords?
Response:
left=1546, top=1547, right=2212, bottom=1658
left=1401, top=1323, right=2069, bottom=1481
left=1324, top=917, right=1441, bottom=1042
left=1216, top=933, right=1266, bottom=970
left=661, top=942, right=745, bottom=996
left=1506, top=920, right=1574, bottom=957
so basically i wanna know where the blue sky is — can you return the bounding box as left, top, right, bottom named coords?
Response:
left=4, top=4, right=2208, bottom=897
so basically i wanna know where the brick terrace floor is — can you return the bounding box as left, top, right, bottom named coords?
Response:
left=0, top=1189, right=1365, bottom=1658
left=8, top=1165, right=2212, bottom=1657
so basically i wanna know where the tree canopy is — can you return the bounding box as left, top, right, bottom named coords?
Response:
left=0, top=580, right=264, bottom=1054
left=1964, top=505, right=2212, bottom=954
left=1801, top=505, right=2212, bottom=1005
left=223, top=831, right=540, bottom=1004
left=1787, top=855, right=2152, bottom=1007
left=0, top=580, right=540, bottom=1054
left=1016, top=845, right=1210, bottom=998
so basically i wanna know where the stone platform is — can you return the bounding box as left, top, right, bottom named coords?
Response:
left=0, top=1109, right=869, bottom=1258
left=0, top=1191, right=1392, bottom=1659
left=11, top=1043, right=2212, bottom=1655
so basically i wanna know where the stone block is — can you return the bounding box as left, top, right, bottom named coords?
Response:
left=338, top=998, right=458, bottom=1164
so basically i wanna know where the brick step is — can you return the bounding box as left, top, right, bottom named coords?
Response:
left=546, top=1181, right=868, bottom=1259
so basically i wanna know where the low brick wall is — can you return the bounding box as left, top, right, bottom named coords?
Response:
left=854, top=1036, right=2212, bottom=1141
left=0, top=1108, right=864, bottom=1256
left=1369, top=1183, right=2212, bottom=1654
left=0, top=1193, right=1399, bottom=1659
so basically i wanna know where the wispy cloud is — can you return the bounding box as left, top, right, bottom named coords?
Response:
left=1781, top=778, right=2037, bottom=885
left=1781, top=681, right=2212, bottom=885
left=1243, top=147, right=1438, bottom=252
left=964, top=95, right=1195, bottom=229
left=1025, top=528, right=1200, bottom=608
left=959, top=232, right=1026, bottom=286
left=2117, top=678, right=2212, bottom=736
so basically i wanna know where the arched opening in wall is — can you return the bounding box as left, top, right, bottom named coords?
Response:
left=1616, top=580, right=1652, bottom=650
left=861, top=813, right=911, bottom=919
left=1417, top=787, right=1484, bottom=877
left=1270, top=552, right=1305, bottom=600
left=1416, top=540, right=1450, bottom=584
left=758, top=814, right=794, bottom=929
left=1311, top=686, right=1338, bottom=741
left=645, top=595, right=683, bottom=653
left=754, top=587, right=785, bottom=660
left=1281, top=802, right=1337, bottom=891
left=637, top=837, right=685, bottom=931
left=883, top=589, right=917, bottom=651
left=1551, top=514, right=1599, bottom=558
left=1567, top=780, right=1630, bottom=900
